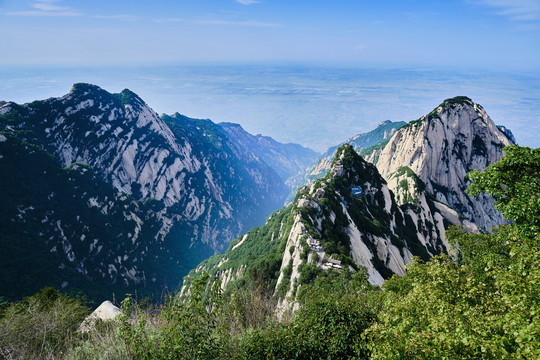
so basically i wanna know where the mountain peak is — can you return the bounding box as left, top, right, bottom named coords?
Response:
left=69, top=82, right=106, bottom=95
left=426, top=96, right=477, bottom=121
left=440, top=96, right=474, bottom=108
left=219, top=122, right=245, bottom=130
left=369, top=96, right=514, bottom=230
left=330, top=143, right=380, bottom=185
left=69, top=83, right=144, bottom=108
left=116, top=88, right=144, bottom=107
left=335, top=143, right=355, bottom=159
left=378, top=120, right=392, bottom=127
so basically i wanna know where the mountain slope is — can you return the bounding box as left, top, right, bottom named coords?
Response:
left=0, top=133, right=174, bottom=300
left=188, top=97, right=515, bottom=310
left=189, top=145, right=476, bottom=308
left=218, top=121, right=319, bottom=186
left=366, top=96, right=515, bottom=230
left=295, top=120, right=405, bottom=193
left=158, top=112, right=289, bottom=250
left=0, top=84, right=293, bottom=300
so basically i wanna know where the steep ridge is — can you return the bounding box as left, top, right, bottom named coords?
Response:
left=159, top=113, right=288, bottom=250
left=291, top=120, right=405, bottom=198
left=0, top=84, right=294, bottom=300
left=188, top=145, right=475, bottom=307
left=366, top=96, right=515, bottom=230
left=0, top=84, right=288, bottom=249
left=0, top=134, right=174, bottom=300
left=5, top=84, right=194, bottom=205
left=218, top=122, right=319, bottom=187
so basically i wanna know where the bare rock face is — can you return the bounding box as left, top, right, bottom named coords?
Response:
left=370, top=97, right=515, bottom=230
left=274, top=146, right=473, bottom=289
left=187, top=98, right=515, bottom=316
left=193, top=145, right=476, bottom=308
left=218, top=121, right=319, bottom=186
left=37, top=84, right=198, bottom=207
left=79, top=300, right=121, bottom=332
left=288, top=120, right=406, bottom=201
left=0, top=84, right=289, bottom=299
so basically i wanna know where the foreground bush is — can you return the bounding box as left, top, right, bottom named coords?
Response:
left=367, top=146, right=540, bottom=359
left=0, top=287, right=89, bottom=360
left=68, top=270, right=379, bottom=360
left=241, top=271, right=382, bottom=359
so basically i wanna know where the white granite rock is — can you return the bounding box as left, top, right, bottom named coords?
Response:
left=79, top=300, right=121, bottom=332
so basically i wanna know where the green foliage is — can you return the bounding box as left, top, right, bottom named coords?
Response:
left=0, top=287, right=89, bottom=360
left=187, top=206, right=293, bottom=296
left=116, top=89, right=140, bottom=106
left=242, top=271, right=381, bottom=360
left=114, top=273, right=229, bottom=360
left=358, top=138, right=390, bottom=159
left=276, top=259, right=293, bottom=298
left=440, top=95, right=473, bottom=107
left=467, top=146, right=540, bottom=237
left=399, top=117, right=424, bottom=130
left=67, top=271, right=382, bottom=360
left=297, top=262, right=322, bottom=285
left=369, top=227, right=540, bottom=359
left=367, top=145, right=540, bottom=359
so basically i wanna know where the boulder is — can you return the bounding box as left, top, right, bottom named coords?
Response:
left=79, top=300, right=121, bottom=332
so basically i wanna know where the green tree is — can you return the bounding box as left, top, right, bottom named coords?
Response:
left=115, top=272, right=231, bottom=360
left=467, top=145, right=540, bottom=237
left=0, top=287, right=89, bottom=360
left=241, top=270, right=381, bottom=359
left=367, top=146, right=540, bottom=359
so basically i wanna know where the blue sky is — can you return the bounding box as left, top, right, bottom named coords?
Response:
left=1, top=0, right=540, bottom=70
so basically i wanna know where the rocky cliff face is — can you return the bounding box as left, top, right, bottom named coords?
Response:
left=292, top=120, right=406, bottom=198
left=6, top=84, right=196, bottom=206
left=0, top=84, right=293, bottom=300
left=187, top=97, right=515, bottom=312
left=274, top=145, right=474, bottom=290
left=366, top=97, right=515, bottom=230
left=189, top=145, right=476, bottom=307
left=218, top=121, right=319, bottom=187
left=0, top=133, right=174, bottom=300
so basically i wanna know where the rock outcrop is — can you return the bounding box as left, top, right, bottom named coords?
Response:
left=79, top=300, right=121, bottom=332
left=366, top=97, right=515, bottom=230
left=187, top=97, right=515, bottom=315
left=189, top=145, right=477, bottom=309
left=291, top=120, right=406, bottom=199
left=0, top=84, right=301, bottom=300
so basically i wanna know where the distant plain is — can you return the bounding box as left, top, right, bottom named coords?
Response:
left=1, top=65, right=538, bottom=152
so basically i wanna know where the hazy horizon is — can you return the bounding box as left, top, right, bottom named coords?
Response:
left=1, top=64, right=538, bottom=152
left=1, top=1, right=538, bottom=151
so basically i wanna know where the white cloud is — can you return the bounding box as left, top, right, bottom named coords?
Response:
left=236, top=0, right=259, bottom=5
left=476, top=0, right=540, bottom=21
left=197, top=19, right=279, bottom=27
left=9, top=0, right=81, bottom=17
left=8, top=10, right=81, bottom=17
left=154, top=18, right=185, bottom=23
left=94, top=14, right=139, bottom=21
left=32, top=2, right=68, bottom=12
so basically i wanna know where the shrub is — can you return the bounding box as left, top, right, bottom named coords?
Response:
left=0, top=287, right=89, bottom=360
